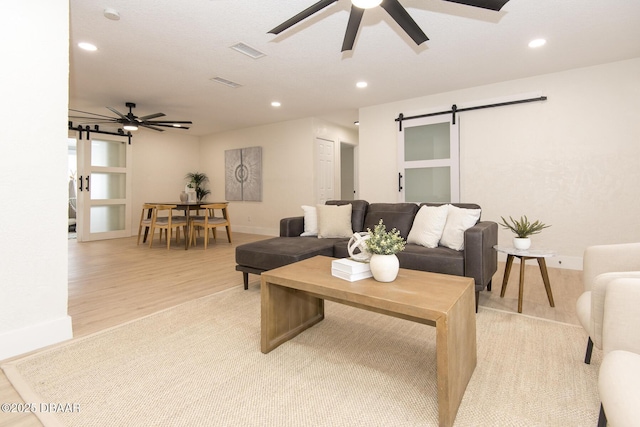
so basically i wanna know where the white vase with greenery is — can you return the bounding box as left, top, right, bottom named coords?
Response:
left=365, top=219, right=406, bottom=282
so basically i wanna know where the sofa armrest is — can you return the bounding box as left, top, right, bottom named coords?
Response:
left=280, top=216, right=304, bottom=237
left=463, top=221, right=498, bottom=289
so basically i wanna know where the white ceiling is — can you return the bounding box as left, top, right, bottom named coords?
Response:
left=69, top=0, right=640, bottom=136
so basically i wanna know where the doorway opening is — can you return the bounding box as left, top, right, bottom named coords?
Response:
left=68, top=138, right=77, bottom=239
left=340, top=143, right=356, bottom=200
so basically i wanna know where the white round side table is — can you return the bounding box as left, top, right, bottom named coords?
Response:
left=493, top=245, right=557, bottom=313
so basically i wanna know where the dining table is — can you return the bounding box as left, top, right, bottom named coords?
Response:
left=142, top=201, right=227, bottom=246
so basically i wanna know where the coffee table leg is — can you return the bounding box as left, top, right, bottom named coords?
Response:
left=537, top=257, right=555, bottom=307
left=261, top=279, right=324, bottom=354
left=500, top=255, right=515, bottom=298
left=436, top=281, right=477, bottom=427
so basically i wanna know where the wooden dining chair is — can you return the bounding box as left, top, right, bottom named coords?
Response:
left=137, top=203, right=163, bottom=245
left=189, top=203, right=232, bottom=250
left=148, top=204, right=189, bottom=249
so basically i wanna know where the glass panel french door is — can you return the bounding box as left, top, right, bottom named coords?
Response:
left=76, top=136, right=132, bottom=241
left=397, top=115, right=459, bottom=203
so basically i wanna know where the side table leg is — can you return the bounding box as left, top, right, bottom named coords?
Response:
left=537, top=257, right=555, bottom=307
left=518, top=256, right=527, bottom=313
left=500, top=255, right=515, bottom=298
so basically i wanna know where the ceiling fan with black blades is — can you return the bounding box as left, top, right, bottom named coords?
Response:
left=68, top=102, right=192, bottom=132
left=268, top=0, right=510, bottom=52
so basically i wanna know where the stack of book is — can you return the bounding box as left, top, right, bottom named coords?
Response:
left=331, top=258, right=372, bottom=282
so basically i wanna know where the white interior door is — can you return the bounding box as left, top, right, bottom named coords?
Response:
left=397, top=115, right=460, bottom=203
left=76, top=136, right=132, bottom=241
left=315, top=137, right=335, bottom=204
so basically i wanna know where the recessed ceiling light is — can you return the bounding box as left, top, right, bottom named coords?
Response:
left=356, top=81, right=368, bottom=88
left=271, top=101, right=281, bottom=107
left=352, top=0, right=382, bottom=9
left=78, top=42, right=97, bottom=51
left=528, top=38, right=546, bottom=48
left=354, top=121, right=360, bottom=126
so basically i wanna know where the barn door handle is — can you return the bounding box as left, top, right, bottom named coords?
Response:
left=79, top=176, right=83, bottom=192
left=85, top=176, right=90, bottom=192
left=398, top=173, right=403, bottom=192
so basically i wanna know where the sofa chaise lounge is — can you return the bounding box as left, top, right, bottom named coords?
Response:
left=236, top=200, right=498, bottom=310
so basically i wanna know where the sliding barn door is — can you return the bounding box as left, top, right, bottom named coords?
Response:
left=398, top=115, right=460, bottom=203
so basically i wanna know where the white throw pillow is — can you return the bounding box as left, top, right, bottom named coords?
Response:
left=407, top=204, right=449, bottom=248
left=300, top=205, right=318, bottom=236
left=440, top=205, right=481, bottom=251
left=316, top=204, right=353, bottom=238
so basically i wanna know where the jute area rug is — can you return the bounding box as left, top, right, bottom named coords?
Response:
left=2, top=286, right=600, bottom=426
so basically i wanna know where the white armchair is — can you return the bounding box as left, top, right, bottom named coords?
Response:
left=576, top=243, right=640, bottom=364
left=597, top=278, right=640, bottom=426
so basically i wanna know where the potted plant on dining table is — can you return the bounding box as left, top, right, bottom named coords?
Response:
left=185, top=172, right=211, bottom=202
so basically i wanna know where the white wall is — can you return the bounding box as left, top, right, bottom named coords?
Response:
left=0, top=1, right=72, bottom=360
left=359, top=58, right=640, bottom=267
left=199, top=118, right=358, bottom=236
left=130, top=131, right=200, bottom=235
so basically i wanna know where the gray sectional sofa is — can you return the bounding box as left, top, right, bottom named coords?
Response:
left=236, top=200, right=498, bottom=310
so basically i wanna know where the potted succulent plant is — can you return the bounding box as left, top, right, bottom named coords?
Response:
left=365, top=219, right=406, bottom=282
left=499, top=215, right=550, bottom=250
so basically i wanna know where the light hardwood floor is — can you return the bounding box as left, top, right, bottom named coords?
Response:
left=0, top=233, right=584, bottom=426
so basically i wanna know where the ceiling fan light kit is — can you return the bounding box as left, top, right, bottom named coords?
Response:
left=269, top=0, right=510, bottom=52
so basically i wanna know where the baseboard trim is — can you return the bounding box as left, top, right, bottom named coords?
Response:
left=0, top=316, right=73, bottom=362
left=232, top=225, right=278, bottom=236
left=496, top=253, right=583, bottom=270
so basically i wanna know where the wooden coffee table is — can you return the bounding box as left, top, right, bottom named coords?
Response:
left=260, top=256, right=476, bottom=427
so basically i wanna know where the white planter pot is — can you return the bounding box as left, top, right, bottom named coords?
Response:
left=513, top=237, right=531, bottom=250
left=369, top=254, right=400, bottom=282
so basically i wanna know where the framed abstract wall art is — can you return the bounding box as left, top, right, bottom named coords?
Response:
left=225, top=146, right=262, bottom=201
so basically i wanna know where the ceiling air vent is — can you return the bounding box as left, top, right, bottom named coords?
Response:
left=210, top=77, right=242, bottom=89
left=230, top=42, right=266, bottom=59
